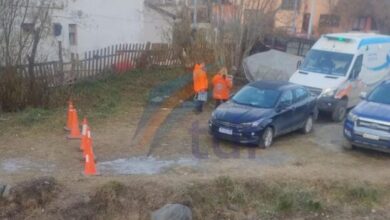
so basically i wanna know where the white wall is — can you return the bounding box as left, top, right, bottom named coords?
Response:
left=42, top=0, right=171, bottom=61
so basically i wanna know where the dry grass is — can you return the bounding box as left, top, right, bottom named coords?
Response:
left=0, top=67, right=187, bottom=136
left=2, top=176, right=389, bottom=220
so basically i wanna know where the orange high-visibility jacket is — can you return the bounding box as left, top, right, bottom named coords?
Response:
left=212, top=73, right=232, bottom=100
left=193, top=64, right=209, bottom=93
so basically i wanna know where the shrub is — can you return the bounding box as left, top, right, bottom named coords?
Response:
left=0, top=67, right=70, bottom=112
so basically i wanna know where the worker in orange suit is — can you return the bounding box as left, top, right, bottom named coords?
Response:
left=193, top=62, right=208, bottom=113
left=212, top=67, right=232, bottom=108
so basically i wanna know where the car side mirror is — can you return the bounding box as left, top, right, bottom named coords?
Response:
left=360, top=92, right=367, bottom=100
left=297, top=60, right=302, bottom=69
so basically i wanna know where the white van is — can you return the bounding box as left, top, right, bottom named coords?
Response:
left=290, top=33, right=390, bottom=121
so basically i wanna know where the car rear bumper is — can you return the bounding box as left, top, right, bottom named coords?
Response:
left=344, top=120, right=390, bottom=153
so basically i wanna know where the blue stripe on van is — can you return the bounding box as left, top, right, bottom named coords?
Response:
left=358, top=37, right=390, bottom=49
left=367, top=54, right=390, bottom=71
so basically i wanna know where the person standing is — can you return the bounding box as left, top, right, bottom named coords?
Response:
left=193, top=62, right=208, bottom=113
left=212, top=67, right=232, bottom=108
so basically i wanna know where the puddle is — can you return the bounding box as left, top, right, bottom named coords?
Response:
left=97, top=157, right=199, bottom=175
left=1, top=158, right=55, bottom=173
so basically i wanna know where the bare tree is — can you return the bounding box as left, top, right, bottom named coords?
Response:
left=212, top=0, right=281, bottom=74
left=0, top=0, right=56, bottom=108
left=0, top=0, right=54, bottom=67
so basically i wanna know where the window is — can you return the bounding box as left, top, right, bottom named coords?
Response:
left=301, top=49, right=354, bottom=76
left=69, top=24, right=77, bottom=46
left=279, top=90, right=293, bottom=107
left=367, top=83, right=390, bottom=105
left=349, top=55, right=363, bottom=80
left=53, top=23, right=62, bottom=37
left=294, top=88, right=309, bottom=102
left=21, top=23, right=34, bottom=33
left=319, top=14, right=340, bottom=27
left=281, top=0, right=301, bottom=10
left=352, top=16, right=376, bottom=31
left=232, top=86, right=281, bottom=108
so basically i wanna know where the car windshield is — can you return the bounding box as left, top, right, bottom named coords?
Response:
left=367, top=83, right=390, bottom=105
left=300, top=49, right=354, bottom=76
left=232, top=86, right=281, bottom=108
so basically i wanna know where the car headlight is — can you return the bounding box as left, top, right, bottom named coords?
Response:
left=320, top=88, right=337, bottom=97
left=347, top=112, right=358, bottom=122
left=242, top=119, right=264, bottom=127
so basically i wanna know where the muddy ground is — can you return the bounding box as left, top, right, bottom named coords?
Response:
left=1, top=70, right=390, bottom=219
left=1, top=104, right=390, bottom=219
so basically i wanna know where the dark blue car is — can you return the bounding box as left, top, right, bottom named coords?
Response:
left=344, top=80, right=390, bottom=153
left=209, top=81, right=318, bottom=148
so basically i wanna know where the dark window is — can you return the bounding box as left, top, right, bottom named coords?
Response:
left=301, top=49, right=354, bottom=76
left=367, top=83, right=390, bottom=105
left=53, top=23, right=62, bottom=36
left=293, top=88, right=309, bottom=102
left=232, top=86, right=281, bottom=108
left=21, top=23, right=34, bottom=33
left=349, top=55, right=363, bottom=80
left=69, top=24, right=77, bottom=46
left=281, top=0, right=301, bottom=10
left=319, top=14, right=340, bottom=27
left=353, top=16, right=368, bottom=31
left=352, top=16, right=376, bottom=31
left=279, top=90, right=293, bottom=106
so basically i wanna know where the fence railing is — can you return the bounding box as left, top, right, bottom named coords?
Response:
left=264, top=36, right=316, bottom=57
left=2, top=42, right=182, bottom=86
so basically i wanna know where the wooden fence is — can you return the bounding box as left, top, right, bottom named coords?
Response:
left=3, top=42, right=182, bottom=86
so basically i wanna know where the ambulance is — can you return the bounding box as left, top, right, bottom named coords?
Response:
left=289, top=33, right=390, bottom=121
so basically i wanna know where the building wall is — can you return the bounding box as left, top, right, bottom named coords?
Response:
left=225, top=0, right=341, bottom=37
left=275, top=0, right=342, bottom=37
left=40, top=0, right=171, bottom=62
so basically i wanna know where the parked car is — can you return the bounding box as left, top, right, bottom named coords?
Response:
left=209, top=80, right=318, bottom=148
left=290, top=33, right=390, bottom=122
left=343, top=80, right=390, bottom=153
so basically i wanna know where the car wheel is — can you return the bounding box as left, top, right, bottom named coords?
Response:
left=332, top=100, right=347, bottom=122
left=301, top=115, right=314, bottom=134
left=342, top=138, right=355, bottom=150
left=259, top=127, right=273, bottom=148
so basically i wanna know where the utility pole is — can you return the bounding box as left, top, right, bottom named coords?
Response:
left=307, top=0, right=316, bottom=39
left=193, top=0, right=198, bottom=29
left=292, top=0, right=299, bottom=34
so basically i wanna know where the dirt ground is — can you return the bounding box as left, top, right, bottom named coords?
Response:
left=1, top=73, right=390, bottom=219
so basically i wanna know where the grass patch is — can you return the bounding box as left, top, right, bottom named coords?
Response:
left=336, top=184, right=380, bottom=209
left=274, top=189, right=322, bottom=212
left=181, top=177, right=390, bottom=219
left=17, top=108, right=52, bottom=126
left=0, top=67, right=187, bottom=135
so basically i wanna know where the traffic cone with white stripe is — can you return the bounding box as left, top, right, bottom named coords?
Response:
left=84, top=152, right=97, bottom=176
left=67, top=108, right=81, bottom=139
left=64, top=100, right=74, bottom=131
left=83, top=128, right=95, bottom=159
left=80, top=118, right=89, bottom=151
left=84, top=128, right=97, bottom=176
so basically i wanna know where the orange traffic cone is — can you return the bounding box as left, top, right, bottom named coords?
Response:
left=80, top=118, right=89, bottom=151
left=67, top=108, right=81, bottom=139
left=84, top=129, right=97, bottom=176
left=84, top=153, right=97, bottom=176
left=64, top=100, right=74, bottom=131
left=83, top=128, right=95, bottom=159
